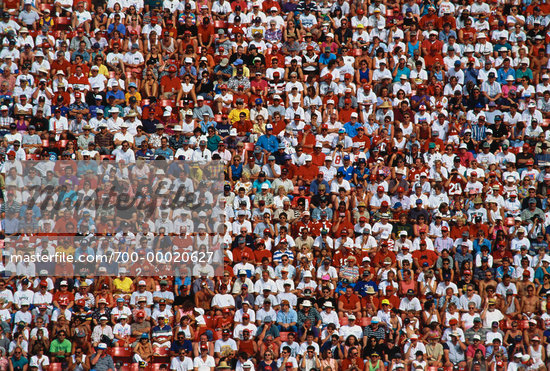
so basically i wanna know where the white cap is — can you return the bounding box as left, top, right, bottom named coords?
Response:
left=303, top=271, right=312, bottom=277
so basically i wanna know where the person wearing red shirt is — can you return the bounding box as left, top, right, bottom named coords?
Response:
left=232, top=236, right=254, bottom=262
left=233, top=112, right=253, bottom=136
left=160, top=65, right=181, bottom=99
left=309, top=144, right=326, bottom=166
left=412, top=241, right=438, bottom=267
left=297, top=126, right=317, bottom=154
left=338, top=286, right=361, bottom=318
left=298, top=156, right=319, bottom=183
left=372, top=242, right=397, bottom=267
left=421, top=30, right=444, bottom=67
left=338, top=98, right=354, bottom=123
left=382, top=286, right=401, bottom=308
left=331, top=215, right=354, bottom=238
left=53, top=280, right=75, bottom=309
left=68, top=65, right=91, bottom=92
left=419, top=6, right=438, bottom=29
left=342, top=351, right=365, bottom=371
left=51, top=51, right=72, bottom=77
left=254, top=242, right=272, bottom=264
left=262, top=0, right=281, bottom=12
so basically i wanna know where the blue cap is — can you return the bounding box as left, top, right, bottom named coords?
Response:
left=234, top=59, right=243, bottom=66
left=475, top=102, right=484, bottom=108
left=255, top=98, right=262, bottom=105
left=394, top=202, right=402, bottom=208
left=344, top=155, right=350, bottom=160
left=416, top=199, right=423, bottom=204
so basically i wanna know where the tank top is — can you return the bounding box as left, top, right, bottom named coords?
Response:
left=359, top=68, right=370, bottom=82
left=529, top=344, right=543, bottom=361
left=418, top=125, right=430, bottom=140
left=407, top=40, right=420, bottom=57
left=368, top=359, right=382, bottom=371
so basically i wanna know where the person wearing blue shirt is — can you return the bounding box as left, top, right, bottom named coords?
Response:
left=497, top=59, right=516, bottom=85
left=106, top=88, right=125, bottom=103
left=256, top=124, right=279, bottom=153
left=107, top=16, right=126, bottom=35
left=337, top=156, right=354, bottom=181
left=343, top=113, right=362, bottom=137
left=309, top=174, right=330, bottom=195
left=319, top=47, right=336, bottom=66
left=276, top=300, right=298, bottom=332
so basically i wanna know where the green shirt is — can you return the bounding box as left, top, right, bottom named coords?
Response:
left=50, top=338, right=72, bottom=359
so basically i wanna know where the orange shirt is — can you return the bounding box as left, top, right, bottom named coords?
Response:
left=160, top=75, right=181, bottom=95
left=338, top=293, right=360, bottom=311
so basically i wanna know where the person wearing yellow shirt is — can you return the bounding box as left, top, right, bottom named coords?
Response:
left=228, top=98, right=250, bottom=124
left=125, top=82, right=142, bottom=105
left=113, top=267, right=134, bottom=301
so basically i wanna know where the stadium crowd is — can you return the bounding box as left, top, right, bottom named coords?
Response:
left=3, top=0, right=550, bottom=370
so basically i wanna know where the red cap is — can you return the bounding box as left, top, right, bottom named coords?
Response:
left=40, top=280, right=48, bottom=287
left=345, top=98, right=352, bottom=103
left=441, top=226, right=449, bottom=231
left=306, top=45, right=314, bottom=51
left=151, top=16, right=158, bottom=22
left=397, top=186, right=405, bottom=193
left=357, top=8, right=364, bottom=14
left=377, top=186, right=384, bottom=192
left=75, top=92, right=81, bottom=98
left=76, top=27, right=84, bottom=32
left=344, top=73, right=352, bottom=79
left=381, top=201, right=389, bottom=206
left=168, top=65, right=177, bottom=73
left=324, top=73, right=332, bottom=80
left=130, top=30, right=138, bottom=35
left=136, top=311, right=145, bottom=318
left=286, top=363, right=293, bottom=367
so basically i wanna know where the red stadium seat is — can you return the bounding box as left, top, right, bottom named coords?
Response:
left=100, top=155, right=115, bottom=160
left=41, top=139, right=49, bottom=147
left=49, top=364, right=63, bottom=371
left=214, top=20, right=227, bottom=29
left=244, top=143, right=255, bottom=152
left=360, top=317, right=371, bottom=326
left=118, top=363, right=138, bottom=371
left=39, top=3, right=53, bottom=11
left=160, top=99, right=175, bottom=107
left=55, top=17, right=72, bottom=30
left=153, top=347, right=170, bottom=363
left=110, top=346, right=133, bottom=362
